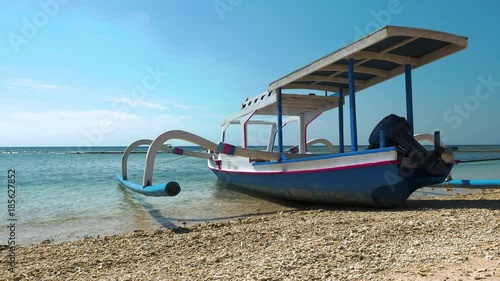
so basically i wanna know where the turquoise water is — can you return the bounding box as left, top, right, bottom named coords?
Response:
left=0, top=146, right=499, bottom=245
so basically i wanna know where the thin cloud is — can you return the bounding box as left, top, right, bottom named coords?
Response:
left=105, top=96, right=167, bottom=110
left=163, top=101, right=211, bottom=112
left=2, top=110, right=142, bottom=146
left=9, top=110, right=140, bottom=121
left=153, top=114, right=191, bottom=122
left=5, top=78, right=67, bottom=90
left=165, top=101, right=190, bottom=110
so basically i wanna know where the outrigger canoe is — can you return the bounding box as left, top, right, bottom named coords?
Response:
left=117, top=26, right=500, bottom=207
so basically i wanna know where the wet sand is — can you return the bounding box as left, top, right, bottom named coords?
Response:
left=1, top=189, right=499, bottom=280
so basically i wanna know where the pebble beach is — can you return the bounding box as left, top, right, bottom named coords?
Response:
left=1, top=189, right=499, bottom=281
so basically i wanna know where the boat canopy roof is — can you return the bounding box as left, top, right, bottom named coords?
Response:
left=223, top=26, right=467, bottom=126
left=268, top=25, right=468, bottom=93
left=222, top=92, right=339, bottom=126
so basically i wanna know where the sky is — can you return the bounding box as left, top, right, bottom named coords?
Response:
left=1, top=0, right=499, bottom=147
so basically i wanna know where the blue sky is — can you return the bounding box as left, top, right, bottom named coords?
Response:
left=1, top=0, right=499, bottom=147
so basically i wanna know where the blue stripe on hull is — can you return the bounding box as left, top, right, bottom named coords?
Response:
left=211, top=163, right=451, bottom=208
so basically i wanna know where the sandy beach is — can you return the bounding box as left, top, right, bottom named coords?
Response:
left=1, top=189, right=499, bottom=281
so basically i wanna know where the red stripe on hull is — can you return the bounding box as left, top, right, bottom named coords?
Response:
left=209, top=160, right=400, bottom=175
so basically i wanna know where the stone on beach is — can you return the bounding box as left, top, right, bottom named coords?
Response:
left=1, top=189, right=499, bottom=280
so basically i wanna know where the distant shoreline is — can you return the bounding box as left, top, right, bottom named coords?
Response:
left=66, top=151, right=164, bottom=154
left=2, top=146, right=500, bottom=155
left=67, top=149, right=500, bottom=154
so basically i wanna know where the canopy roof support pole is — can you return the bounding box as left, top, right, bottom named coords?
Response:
left=299, top=113, right=306, bottom=153
left=276, top=88, right=284, bottom=154
left=405, top=64, right=414, bottom=135
left=338, top=88, right=344, bottom=153
left=348, top=58, right=358, bottom=152
left=240, top=111, right=256, bottom=148
left=267, top=123, right=277, bottom=152
left=221, top=123, right=230, bottom=142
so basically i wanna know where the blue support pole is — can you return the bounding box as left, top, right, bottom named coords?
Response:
left=276, top=88, right=283, bottom=154
left=379, top=130, right=385, bottom=148
left=405, top=64, right=414, bottom=135
left=348, top=58, right=358, bottom=152
left=338, top=88, right=344, bottom=153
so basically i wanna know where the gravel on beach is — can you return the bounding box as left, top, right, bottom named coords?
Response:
left=1, top=189, right=499, bottom=281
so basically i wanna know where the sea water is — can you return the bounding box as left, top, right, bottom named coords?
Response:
left=0, top=146, right=499, bottom=245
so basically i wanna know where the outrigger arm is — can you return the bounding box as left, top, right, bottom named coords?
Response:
left=117, top=130, right=284, bottom=197
left=117, top=130, right=218, bottom=197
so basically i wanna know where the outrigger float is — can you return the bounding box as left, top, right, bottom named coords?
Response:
left=117, top=26, right=500, bottom=207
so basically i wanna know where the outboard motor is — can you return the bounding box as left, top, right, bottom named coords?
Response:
left=368, top=114, right=429, bottom=165
left=369, top=114, right=453, bottom=177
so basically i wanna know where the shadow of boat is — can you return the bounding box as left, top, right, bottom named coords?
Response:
left=117, top=180, right=499, bottom=231
left=116, top=183, right=178, bottom=229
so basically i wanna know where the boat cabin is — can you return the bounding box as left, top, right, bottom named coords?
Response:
left=221, top=92, right=340, bottom=154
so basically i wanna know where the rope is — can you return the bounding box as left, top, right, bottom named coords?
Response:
left=162, top=149, right=208, bottom=163
left=164, top=155, right=190, bottom=163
